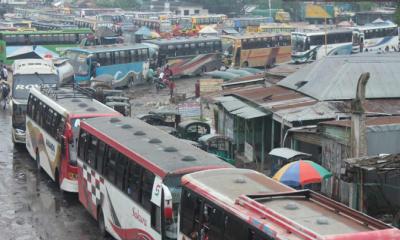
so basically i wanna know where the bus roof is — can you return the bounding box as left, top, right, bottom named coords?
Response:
left=80, top=116, right=232, bottom=178
left=30, top=87, right=119, bottom=118
left=144, top=36, right=221, bottom=45
left=292, top=29, right=352, bottom=36
left=0, top=28, right=92, bottom=35
left=222, top=33, right=291, bottom=40
left=354, top=22, right=398, bottom=31
left=67, top=43, right=149, bottom=54
left=183, top=168, right=398, bottom=239
left=12, top=59, right=57, bottom=75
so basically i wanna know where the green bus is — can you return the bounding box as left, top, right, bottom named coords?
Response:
left=0, top=29, right=93, bottom=65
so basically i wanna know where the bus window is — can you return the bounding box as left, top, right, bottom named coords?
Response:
left=120, top=50, right=128, bottom=63
left=180, top=190, right=201, bottom=236
left=114, top=51, right=120, bottom=64
left=86, top=135, right=98, bottom=169
left=223, top=215, right=246, bottom=240
left=104, top=146, right=117, bottom=183
left=141, top=170, right=155, bottom=211
left=115, top=154, right=127, bottom=189
left=203, top=203, right=223, bottom=239
left=125, top=161, right=142, bottom=202
left=96, top=140, right=106, bottom=174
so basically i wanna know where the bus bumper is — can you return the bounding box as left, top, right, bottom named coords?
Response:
left=60, top=178, right=78, bottom=193
left=12, top=128, right=26, bottom=144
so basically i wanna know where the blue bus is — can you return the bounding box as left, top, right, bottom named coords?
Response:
left=64, top=44, right=150, bottom=86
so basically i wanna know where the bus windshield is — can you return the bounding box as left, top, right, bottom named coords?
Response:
left=12, top=74, right=58, bottom=99
left=222, top=38, right=235, bottom=56
left=292, top=34, right=308, bottom=52
left=163, top=174, right=182, bottom=240
left=65, top=51, right=90, bottom=76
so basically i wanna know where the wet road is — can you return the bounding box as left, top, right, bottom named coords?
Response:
left=0, top=109, right=108, bottom=240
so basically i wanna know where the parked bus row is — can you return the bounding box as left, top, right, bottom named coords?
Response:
left=11, top=78, right=400, bottom=239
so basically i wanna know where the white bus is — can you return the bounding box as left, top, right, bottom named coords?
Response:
left=11, top=59, right=58, bottom=144
left=25, top=87, right=120, bottom=192
left=352, top=21, right=399, bottom=53
left=291, top=29, right=353, bottom=63
left=77, top=116, right=232, bottom=240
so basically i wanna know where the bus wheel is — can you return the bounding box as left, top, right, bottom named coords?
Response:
left=242, top=61, right=249, bottom=68
left=98, top=209, right=108, bottom=237
left=35, top=150, right=41, bottom=170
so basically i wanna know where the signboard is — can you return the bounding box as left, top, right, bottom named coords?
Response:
left=244, top=142, right=254, bottom=162
left=200, top=79, right=224, bottom=94
left=178, top=102, right=201, bottom=118
left=151, top=176, right=163, bottom=207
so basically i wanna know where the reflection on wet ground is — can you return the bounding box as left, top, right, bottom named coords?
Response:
left=0, top=109, right=109, bottom=240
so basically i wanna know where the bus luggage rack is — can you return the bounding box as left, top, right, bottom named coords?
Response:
left=40, top=84, right=93, bottom=100
left=236, top=189, right=391, bottom=240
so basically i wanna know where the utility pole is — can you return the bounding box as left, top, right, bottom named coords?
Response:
left=350, top=72, right=369, bottom=158
left=350, top=72, right=369, bottom=213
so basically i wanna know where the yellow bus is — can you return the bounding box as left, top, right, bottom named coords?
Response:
left=222, top=33, right=291, bottom=68
left=191, top=14, right=227, bottom=27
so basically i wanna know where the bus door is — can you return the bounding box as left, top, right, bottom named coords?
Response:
left=233, top=47, right=241, bottom=67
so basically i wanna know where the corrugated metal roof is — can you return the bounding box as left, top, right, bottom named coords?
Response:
left=278, top=53, right=400, bottom=101
left=215, top=96, right=268, bottom=119
left=321, top=116, right=400, bottom=128
left=269, top=147, right=311, bottom=159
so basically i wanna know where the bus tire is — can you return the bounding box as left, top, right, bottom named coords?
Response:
left=242, top=61, right=249, bottom=68
left=98, top=209, right=108, bottom=237
left=36, top=150, right=41, bottom=170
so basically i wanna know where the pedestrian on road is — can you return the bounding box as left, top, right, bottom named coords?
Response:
left=1, top=83, right=10, bottom=110
left=169, top=79, right=176, bottom=100
left=1, top=65, right=8, bottom=81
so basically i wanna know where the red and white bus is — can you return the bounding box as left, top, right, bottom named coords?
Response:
left=77, top=116, right=232, bottom=240
left=180, top=168, right=400, bottom=240
left=144, top=36, right=222, bottom=77
left=25, top=87, right=120, bottom=192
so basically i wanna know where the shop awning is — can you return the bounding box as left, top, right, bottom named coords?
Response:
left=215, top=96, right=269, bottom=119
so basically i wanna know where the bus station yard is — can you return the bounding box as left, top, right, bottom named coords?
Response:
left=2, top=2, right=400, bottom=240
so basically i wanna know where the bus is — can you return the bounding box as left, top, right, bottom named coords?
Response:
left=291, top=29, right=353, bottom=63
left=11, top=59, right=59, bottom=144
left=64, top=44, right=150, bottom=86
left=74, top=17, right=97, bottom=30
left=229, top=17, right=274, bottom=32
left=191, top=14, right=227, bottom=27
left=179, top=168, right=400, bottom=240
left=76, top=116, right=232, bottom=239
left=258, top=23, right=296, bottom=34
left=222, top=33, right=291, bottom=68
left=352, top=21, right=399, bottom=53
left=25, top=87, right=120, bottom=192
left=31, top=22, right=77, bottom=31
left=0, top=29, right=93, bottom=65
left=144, top=37, right=222, bottom=77
left=132, top=18, right=172, bottom=33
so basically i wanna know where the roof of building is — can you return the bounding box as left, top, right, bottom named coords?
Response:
left=269, top=147, right=312, bottom=159
left=320, top=116, right=400, bottom=128
left=278, top=53, right=400, bottom=101
left=183, top=168, right=395, bottom=238
left=81, top=116, right=232, bottom=178
left=345, top=153, right=400, bottom=171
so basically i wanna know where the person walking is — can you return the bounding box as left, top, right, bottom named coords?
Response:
left=1, top=83, right=10, bottom=110
left=1, top=65, right=8, bottom=81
